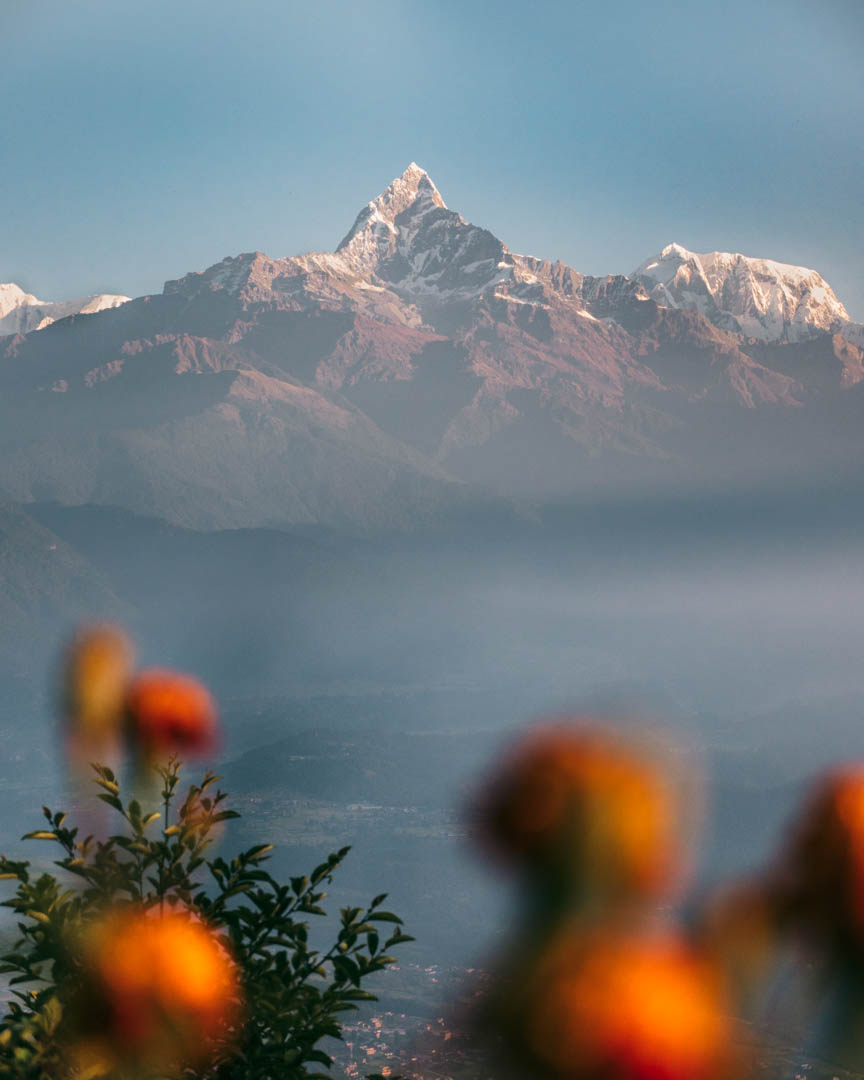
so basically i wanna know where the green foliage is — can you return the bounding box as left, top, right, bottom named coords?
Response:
left=0, top=760, right=412, bottom=1079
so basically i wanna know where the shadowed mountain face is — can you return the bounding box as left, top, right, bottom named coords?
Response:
left=1, top=163, right=863, bottom=527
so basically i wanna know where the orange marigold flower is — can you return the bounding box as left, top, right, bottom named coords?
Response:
left=76, top=908, right=240, bottom=1069
left=62, top=623, right=135, bottom=757
left=477, top=724, right=681, bottom=899
left=126, top=668, right=219, bottom=757
left=523, top=931, right=731, bottom=1080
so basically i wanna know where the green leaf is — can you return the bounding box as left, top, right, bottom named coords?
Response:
left=221, top=883, right=255, bottom=899
left=366, top=912, right=403, bottom=924
left=96, top=794, right=122, bottom=811
left=385, top=932, right=416, bottom=947
left=298, top=903, right=327, bottom=916
left=309, top=861, right=332, bottom=884
left=244, top=843, right=272, bottom=857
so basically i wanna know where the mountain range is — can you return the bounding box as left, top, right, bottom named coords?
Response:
left=0, top=283, right=130, bottom=336
left=2, top=162, right=863, bottom=530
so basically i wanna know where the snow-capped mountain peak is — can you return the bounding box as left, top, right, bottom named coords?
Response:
left=0, top=284, right=132, bottom=336
left=339, top=159, right=444, bottom=236
left=0, top=282, right=41, bottom=319
left=659, top=241, right=691, bottom=262
left=633, top=244, right=849, bottom=341
left=338, top=162, right=446, bottom=248
left=168, top=164, right=512, bottom=307
left=335, top=163, right=450, bottom=272
left=297, top=163, right=507, bottom=302
left=165, top=170, right=853, bottom=348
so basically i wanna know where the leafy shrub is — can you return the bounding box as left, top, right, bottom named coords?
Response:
left=0, top=758, right=411, bottom=1079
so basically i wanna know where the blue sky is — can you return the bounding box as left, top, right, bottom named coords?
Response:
left=2, top=0, right=862, bottom=317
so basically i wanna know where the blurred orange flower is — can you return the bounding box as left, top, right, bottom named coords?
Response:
left=477, top=725, right=681, bottom=899
left=523, top=931, right=731, bottom=1080
left=126, top=668, right=220, bottom=757
left=75, top=908, right=240, bottom=1071
left=59, top=626, right=222, bottom=771
left=61, top=623, right=135, bottom=759
left=774, top=765, right=864, bottom=951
